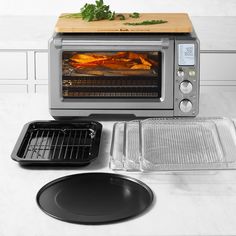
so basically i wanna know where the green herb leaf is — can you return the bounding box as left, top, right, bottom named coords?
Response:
left=96, top=0, right=103, bottom=7
left=124, top=19, right=168, bottom=26
left=108, top=11, right=116, bottom=20
left=129, top=12, right=140, bottom=18
left=80, top=0, right=115, bottom=21
left=117, top=14, right=126, bottom=20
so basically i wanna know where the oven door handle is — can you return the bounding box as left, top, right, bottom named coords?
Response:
left=59, top=39, right=169, bottom=48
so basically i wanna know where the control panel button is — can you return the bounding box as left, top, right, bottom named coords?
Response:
left=177, top=69, right=185, bottom=78
left=180, top=80, right=193, bottom=94
left=189, top=70, right=196, bottom=77
left=179, top=99, right=193, bottom=113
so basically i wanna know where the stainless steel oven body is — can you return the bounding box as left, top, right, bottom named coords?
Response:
left=49, top=32, right=199, bottom=118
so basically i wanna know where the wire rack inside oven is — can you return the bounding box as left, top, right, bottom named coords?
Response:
left=11, top=121, right=102, bottom=165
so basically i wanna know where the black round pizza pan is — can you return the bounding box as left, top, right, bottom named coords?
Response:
left=36, top=172, right=154, bottom=224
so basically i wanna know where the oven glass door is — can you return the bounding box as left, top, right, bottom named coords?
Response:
left=62, top=51, right=162, bottom=99
left=50, top=38, right=174, bottom=110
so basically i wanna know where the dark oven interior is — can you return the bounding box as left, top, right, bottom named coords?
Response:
left=62, top=51, right=162, bottom=99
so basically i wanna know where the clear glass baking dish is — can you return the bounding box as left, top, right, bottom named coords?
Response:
left=110, top=118, right=236, bottom=171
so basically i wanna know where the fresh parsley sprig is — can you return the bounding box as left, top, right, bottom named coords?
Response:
left=124, top=19, right=168, bottom=26
left=80, top=0, right=115, bottom=21
left=60, top=1, right=168, bottom=26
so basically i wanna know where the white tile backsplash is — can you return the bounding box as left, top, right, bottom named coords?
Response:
left=35, top=52, right=48, bottom=80
left=1, top=0, right=236, bottom=16
left=0, top=52, right=27, bottom=80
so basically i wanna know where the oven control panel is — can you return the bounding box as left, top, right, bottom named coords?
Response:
left=174, top=40, right=200, bottom=116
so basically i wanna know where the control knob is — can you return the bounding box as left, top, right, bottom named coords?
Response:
left=180, top=80, right=193, bottom=94
left=179, top=99, right=193, bottom=113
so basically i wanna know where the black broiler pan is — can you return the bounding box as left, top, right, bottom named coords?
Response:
left=11, top=120, right=102, bottom=166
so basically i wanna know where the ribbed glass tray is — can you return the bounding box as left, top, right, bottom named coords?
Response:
left=109, top=118, right=236, bottom=171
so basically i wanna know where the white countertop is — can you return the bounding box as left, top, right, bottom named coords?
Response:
left=1, top=87, right=236, bottom=236
left=0, top=16, right=236, bottom=51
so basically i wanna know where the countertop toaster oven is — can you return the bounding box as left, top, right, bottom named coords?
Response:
left=49, top=31, right=199, bottom=119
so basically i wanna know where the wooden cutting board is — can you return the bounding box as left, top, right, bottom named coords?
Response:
left=55, top=13, right=193, bottom=33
